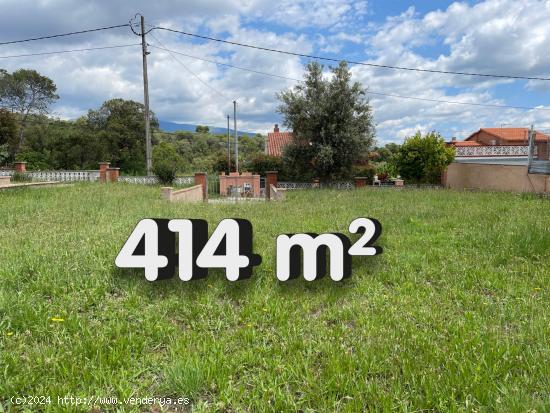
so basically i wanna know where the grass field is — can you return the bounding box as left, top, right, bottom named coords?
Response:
left=0, top=183, right=549, bottom=412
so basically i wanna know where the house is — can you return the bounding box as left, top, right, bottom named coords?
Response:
left=266, top=124, right=293, bottom=157
left=449, top=127, right=550, bottom=161
left=450, top=127, right=549, bottom=147
left=443, top=127, right=550, bottom=193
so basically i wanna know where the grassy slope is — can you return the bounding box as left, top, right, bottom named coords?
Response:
left=0, top=184, right=548, bottom=412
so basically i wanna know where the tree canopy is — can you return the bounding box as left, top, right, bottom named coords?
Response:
left=277, top=61, right=375, bottom=179
left=0, top=69, right=59, bottom=151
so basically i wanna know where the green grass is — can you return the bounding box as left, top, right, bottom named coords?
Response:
left=0, top=183, right=549, bottom=412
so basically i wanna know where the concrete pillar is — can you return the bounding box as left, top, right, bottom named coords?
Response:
left=161, top=187, right=173, bottom=201
left=266, top=171, right=278, bottom=200
left=14, top=161, right=27, bottom=173
left=107, top=167, right=120, bottom=182
left=354, top=177, right=367, bottom=188
left=98, top=162, right=110, bottom=183
left=312, top=178, right=320, bottom=188
left=194, top=172, right=207, bottom=200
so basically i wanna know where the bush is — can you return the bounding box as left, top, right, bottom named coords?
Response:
left=393, top=131, right=455, bottom=184
left=11, top=172, right=31, bottom=183
left=351, top=164, right=375, bottom=182
left=212, top=153, right=235, bottom=174
left=374, top=161, right=398, bottom=179
left=152, top=142, right=183, bottom=185
left=249, top=154, right=283, bottom=176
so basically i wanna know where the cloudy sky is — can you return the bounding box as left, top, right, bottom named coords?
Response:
left=1, top=0, right=550, bottom=143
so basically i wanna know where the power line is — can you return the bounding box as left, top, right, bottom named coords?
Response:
left=153, top=26, right=550, bottom=82
left=147, top=32, right=231, bottom=101
left=0, top=43, right=141, bottom=59
left=148, top=44, right=300, bottom=82
left=365, top=91, right=550, bottom=111
left=147, top=44, right=550, bottom=112
left=0, top=24, right=131, bottom=46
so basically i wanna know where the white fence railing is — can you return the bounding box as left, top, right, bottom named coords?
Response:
left=0, top=170, right=99, bottom=181
left=278, top=181, right=354, bottom=190
left=1, top=170, right=195, bottom=185
left=118, top=176, right=194, bottom=185
left=455, top=145, right=534, bottom=157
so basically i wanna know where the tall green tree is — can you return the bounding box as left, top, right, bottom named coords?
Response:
left=392, top=131, right=455, bottom=184
left=0, top=108, right=18, bottom=165
left=277, top=61, right=375, bottom=179
left=0, top=69, right=59, bottom=151
left=86, top=98, right=158, bottom=174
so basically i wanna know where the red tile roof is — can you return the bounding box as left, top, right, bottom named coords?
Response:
left=466, top=128, right=549, bottom=143
left=451, top=141, right=482, bottom=147
left=267, top=131, right=293, bottom=157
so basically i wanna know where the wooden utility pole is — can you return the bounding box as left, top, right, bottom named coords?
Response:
left=140, top=15, right=152, bottom=176
left=233, top=100, right=238, bottom=173
left=227, top=115, right=231, bottom=171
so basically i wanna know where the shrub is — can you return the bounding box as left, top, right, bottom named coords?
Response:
left=11, top=172, right=31, bottom=183
left=351, top=164, right=375, bottom=182
left=393, top=131, right=455, bottom=184
left=249, top=154, right=283, bottom=176
left=152, top=142, right=183, bottom=185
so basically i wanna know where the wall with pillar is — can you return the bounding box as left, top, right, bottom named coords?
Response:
left=265, top=171, right=278, bottom=200
left=219, top=172, right=261, bottom=198
left=194, top=172, right=207, bottom=200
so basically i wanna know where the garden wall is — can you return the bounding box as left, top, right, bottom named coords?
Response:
left=161, top=185, right=203, bottom=202
left=445, top=162, right=550, bottom=193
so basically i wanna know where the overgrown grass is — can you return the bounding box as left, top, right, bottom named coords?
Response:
left=0, top=183, right=548, bottom=412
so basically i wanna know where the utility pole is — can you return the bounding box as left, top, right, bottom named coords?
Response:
left=140, top=15, right=152, bottom=176
left=227, top=115, right=231, bottom=172
left=233, top=100, right=238, bottom=173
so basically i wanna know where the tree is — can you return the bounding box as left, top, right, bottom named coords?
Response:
left=195, top=125, right=209, bottom=133
left=0, top=69, right=59, bottom=151
left=0, top=108, right=17, bottom=145
left=392, top=131, right=455, bottom=184
left=372, top=142, right=401, bottom=163
left=87, top=99, right=158, bottom=174
left=277, top=61, right=375, bottom=179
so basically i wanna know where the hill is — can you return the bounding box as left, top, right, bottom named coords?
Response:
left=159, top=120, right=259, bottom=137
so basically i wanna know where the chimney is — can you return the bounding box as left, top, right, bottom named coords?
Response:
left=274, top=124, right=279, bottom=133
left=451, top=137, right=456, bottom=142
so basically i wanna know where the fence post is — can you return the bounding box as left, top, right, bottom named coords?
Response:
left=266, top=171, right=278, bottom=200
left=107, top=167, right=120, bottom=182
left=354, top=177, right=367, bottom=188
left=14, top=161, right=27, bottom=173
left=194, top=172, right=207, bottom=201
left=312, top=178, right=320, bottom=188
left=98, top=162, right=110, bottom=183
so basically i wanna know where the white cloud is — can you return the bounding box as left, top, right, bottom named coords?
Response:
left=1, top=0, right=549, bottom=140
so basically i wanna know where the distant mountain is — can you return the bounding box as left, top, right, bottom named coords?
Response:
left=159, top=120, right=259, bottom=137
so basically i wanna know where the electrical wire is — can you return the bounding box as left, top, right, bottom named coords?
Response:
left=147, top=44, right=550, bottom=112
left=152, top=26, right=550, bottom=82
left=0, top=43, right=141, bottom=59
left=0, top=24, right=131, bottom=46
left=147, top=32, right=231, bottom=101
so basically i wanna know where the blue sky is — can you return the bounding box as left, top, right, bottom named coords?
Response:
left=1, top=0, right=549, bottom=143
